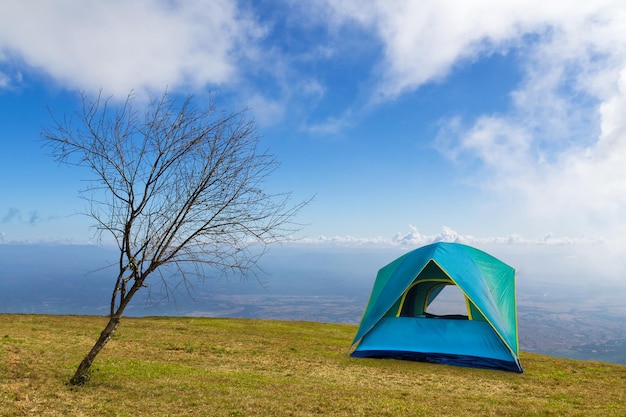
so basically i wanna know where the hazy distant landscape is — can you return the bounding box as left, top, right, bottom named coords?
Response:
left=1, top=244, right=625, bottom=365
left=516, top=282, right=626, bottom=364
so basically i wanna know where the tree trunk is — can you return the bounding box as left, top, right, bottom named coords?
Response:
left=70, top=315, right=121, bottom=385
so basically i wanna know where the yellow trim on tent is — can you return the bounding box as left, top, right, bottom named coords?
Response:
left=424, top=283, right=444, bottom=310
left=513, top=274, right=520, bottom=353
left=465, top=296, right=474, bottom=320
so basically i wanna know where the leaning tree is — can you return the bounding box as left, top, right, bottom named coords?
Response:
left=43, top=91, right=306, bottom=385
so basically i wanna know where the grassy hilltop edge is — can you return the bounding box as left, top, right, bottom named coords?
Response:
left=1, top=314, right=625, bottom=416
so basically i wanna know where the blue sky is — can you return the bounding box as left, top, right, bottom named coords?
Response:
left=2, top=1, right=626, bottom=286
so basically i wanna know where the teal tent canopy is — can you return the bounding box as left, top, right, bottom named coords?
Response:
left=351, top=242, right=523, bottom=373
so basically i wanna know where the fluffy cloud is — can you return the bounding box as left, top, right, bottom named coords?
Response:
left=319, top=0, right=611, bottom=98
left=0, top=0, right=262, bottom=96
left=319, top=0, right=626, bottom=237
left=0, top=72, right=9, bottom=89
left=435, top=6, right=626, bottom=236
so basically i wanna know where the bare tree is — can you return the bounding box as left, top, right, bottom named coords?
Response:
left=43, top=91, right=306, bottom=385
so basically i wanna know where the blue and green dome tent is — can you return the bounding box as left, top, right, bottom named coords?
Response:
left=351, top=242, right=523, bottom=373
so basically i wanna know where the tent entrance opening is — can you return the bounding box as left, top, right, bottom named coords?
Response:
left=426, top=284, right=468, bottom=318
left=398, top=280, right=469, bottom=320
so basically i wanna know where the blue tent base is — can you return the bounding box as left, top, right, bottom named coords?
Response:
left=351, top=349, right=524, bottom=373
left=352, top=317, right=523, bottom=373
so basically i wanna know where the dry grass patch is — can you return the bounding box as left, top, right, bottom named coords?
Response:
left=1, top=314, right=625, bottom=416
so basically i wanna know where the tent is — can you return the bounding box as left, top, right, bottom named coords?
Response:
left=351, top=242, right=523, bottom=373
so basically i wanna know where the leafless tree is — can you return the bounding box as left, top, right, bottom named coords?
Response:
left=43, top=91, right=307, bottom=385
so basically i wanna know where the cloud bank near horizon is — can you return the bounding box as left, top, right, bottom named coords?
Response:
left=298, top=225, right=626, bottom=287
left=3, top=224, right=624, bottom=287
left=299, top=225, right=605, bottom=248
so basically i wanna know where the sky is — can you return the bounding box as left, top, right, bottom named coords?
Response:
left=2, top=1, right=626, bottom=287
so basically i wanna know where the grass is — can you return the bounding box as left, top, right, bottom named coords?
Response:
left=1, top=314, right=625, bottom=416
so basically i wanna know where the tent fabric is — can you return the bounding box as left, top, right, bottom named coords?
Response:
left=351, top=242, right=523, bottom=373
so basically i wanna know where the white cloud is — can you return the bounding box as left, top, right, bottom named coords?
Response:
left=316, top=1, right=626, bottom=237
left=433, top=5, right=626, bottom=236
left=0, top=0, right=263, bottom=96
left=320, top=0, right=613, bottom=99
left=298, top=78, right=326, bottom=99
left=305, top=110, right=354, bottom=135
left=245, top=75, right=330, bottom=127
left=0, top=72, right=8, bottom=89
left=246, top=94, right=286, bottom=127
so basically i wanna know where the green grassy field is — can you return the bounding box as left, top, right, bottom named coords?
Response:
left=1, top=314, right=625, bottom=416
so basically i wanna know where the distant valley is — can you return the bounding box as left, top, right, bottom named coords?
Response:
left=1, top=244, right=625, bottom=365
